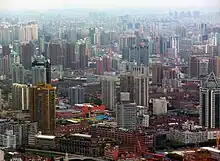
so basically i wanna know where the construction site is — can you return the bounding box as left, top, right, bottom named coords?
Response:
left=102, top=132, right=220, bottom=161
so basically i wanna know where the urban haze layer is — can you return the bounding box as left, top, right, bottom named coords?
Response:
left=0, top=4, right=219, bottom=161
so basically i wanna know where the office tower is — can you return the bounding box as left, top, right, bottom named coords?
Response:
left=89, top=28, right=96, bottom=45
left=12, top=64, right=24, bottom=84
left=12, top=83, right=29, bottom=110
left=188, top=55, right=199, bottom=78
left=215, top=33, right=220, bottom=46
left=96, top=57, right=103, bottom=75
left=198, top=58, right=209, bottom=77
left=13, top=41, right=20, bottom=55
left=102, top=54, right=111, bottom=72
left=49, top=42, right=61, bottom=65
left=152, top=62, right=163, bottom=86
left=120, top=72, right=135, bottom=102
left=2, top=45, right=10, bottom=56
left=45, top=60, right=51, bottom=84
left=179, top=38, right=193, bottom=52
left=67, top=28, right=77, bottom=43
left=171, top=36, right=180, bottom=56
left=132, top=42, right=149, bottom=67
left=32, top=55, right=51, bottom=85
left=101, top=76, right=116, bottom=110
left=89, top=28, right=100, bottom=45
left=159, top=36, right=167, bottom=56
left=68, top=85, right=85, bottom=105
left=63, top=42, right=75, bottom=69
left=127, top=35, right=137, bottom=48
left=111, top=56, right=120, bottom=71
left=19, top=23, right=38, bottom=41
left=77, top=39, right=88, bottom=70
left=21, top=42, right=35, bottom=70
left=119, top=34, right=136, bottom=50
left=213, top=56, right=220, bottom=78
left=175, top=26, right=186, bottom=37
left=134, top=75, right=149, bottom=107
left=200, top=72, right=220, bottom=128
left=122, top=47, right=130, bottom=61
left=0, top=55, right=9, bottom=75
left=116, top=92, right=137, bottom=130
left=39, top=38, right=45, bottom=53
left=29, top=84, right=56, bottom=135
left=0, top=26, right=12, bottom=45
left=9, top=51, right=20, bottom=71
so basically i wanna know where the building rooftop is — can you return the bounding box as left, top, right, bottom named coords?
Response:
left=72, top=133, right=91, bottom=138
left=201, top=147, right=220, bottom=153
left=35, top=135, right=56, bottom=140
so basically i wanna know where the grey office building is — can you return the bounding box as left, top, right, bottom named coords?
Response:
left=116, top=92, right=137, bottom=130
left=12, top=63, right=24, bottom=84
left=68, top=85, right=85, bottom=105
left=200, top=72, right=220, bottom=128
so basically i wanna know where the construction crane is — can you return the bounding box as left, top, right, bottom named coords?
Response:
left=136, top=132, right=165, bottom=161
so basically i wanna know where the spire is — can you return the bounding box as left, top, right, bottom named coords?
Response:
left=204, top=71, right=218, bottom=88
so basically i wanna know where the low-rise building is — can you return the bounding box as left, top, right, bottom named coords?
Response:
left=35, top=133, right=56, bottom=150
left=167, top=121, right=208, bottom=144
left=168, top=129, right=208, bottom=144
left=59, top=133, right=103, bottom=157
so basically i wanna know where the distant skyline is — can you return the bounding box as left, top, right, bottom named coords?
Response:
left=3, top=0, right=220, bottom=11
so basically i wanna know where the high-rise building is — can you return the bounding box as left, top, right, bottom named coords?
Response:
left=213, top=56, right=220, bottom=78
left=29, top=84, right=56, bottom=135
left=134, top=75, right=149, bottom=107
left=130, top=42, right=149, bottom=67
left=19, top=23, right=38, bottom=41
left=200, top=72, right=220, bottom=128
left=49, top=42, right=61, bottom=65
left=102, top=54, right=111, bottom=72
left=77, top=39, right=88, bottom=70
left=116, top=92, right=137, bottom=130
left=101, top=76, right=117, bottom=110
left=12, top=83, right=29, bottom=111
left=32, top=55, right=51, bottom=85
left=68, top=85, right=85, bottom=105
left=9, top=51, right=20, bottom=71
left=0, top=55, right=10, bottom=75
left=12, top=63, right=24, bottom=84
left=21, top=42, right=35, bottom=70
left=120, top=72, right=135, bottom=102
left=2, top=45, right=10, bottom=56
left=62, top=42, right=76, bottom=69
left=152, top=62, right=163, bottom=86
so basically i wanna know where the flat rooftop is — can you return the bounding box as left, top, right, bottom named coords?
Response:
left=71, top=133, right=91, bottom=138
left=35, top=134, right=56, bottom=140
left=201, top=147, right=220, bottom=153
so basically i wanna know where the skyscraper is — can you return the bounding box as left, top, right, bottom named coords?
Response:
left=21, top=42, right=35, bottom=70
left=29, top=84, right=56, bottom=135
left=12, top=63, right=24, bottom=84
left=12, top=83, right=29, bottom=111
left=68, top=85, right=85, bottom=105
left=101, top=76, right=117, bottom=110
left=116, top=92, right=137, bottom=130
left=120, top=72, right=135, bottom=102
left=200, top=72, right=220, bottom=128
left=32, top=55, right=51, bottom=85
left=134, top=75, right=149, bottom=107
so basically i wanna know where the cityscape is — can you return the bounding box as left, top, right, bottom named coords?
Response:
left=0, top=1, right=219, bottom=161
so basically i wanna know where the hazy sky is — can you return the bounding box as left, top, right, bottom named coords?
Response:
left=3, top=0, right=220, bottom=10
